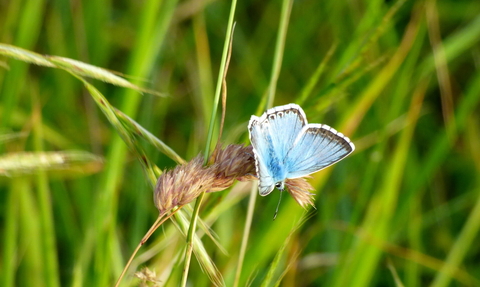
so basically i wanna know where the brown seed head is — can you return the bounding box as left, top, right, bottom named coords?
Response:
left=154, top=155, right=215, bottom=215
left=285, top=177, right=316, bottom=208
left=208, top=144, right=256, bottom=192
left=154, top=144, right=256, bottom=215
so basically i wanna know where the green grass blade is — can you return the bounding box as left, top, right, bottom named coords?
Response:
left=0, top=151, right=103, bottom=177
left=334, top=79, right=427, bottom=287
left=1, top=183, right=20, bottom=287
left=183, top=0, right=238, bottom=285
left=431, top=126, right=480, bottom=287
left=114, top=108, right=185, bottom=165
left=0, top=44, right=162, bottom=95
left=266, top=0, right=293, bottom=110
left=32, top=103, right=60, bottom=287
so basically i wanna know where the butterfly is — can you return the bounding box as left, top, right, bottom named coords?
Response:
left=248, top=103, right=355, bottom=196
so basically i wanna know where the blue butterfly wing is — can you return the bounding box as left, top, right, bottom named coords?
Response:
left=263, top=104, right=306, bottom=161
left=249, top=117, right=276, bottom=195
left=248, top=104, right=306, bottom=195
left=284, top=124, right=354, bottom=179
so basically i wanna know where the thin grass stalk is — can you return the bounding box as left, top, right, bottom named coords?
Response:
left=335, top=78, right=427, bottom=287
left=0, top=44, right=160, bottom=95
left=238, top=197, right=306, bottom=284
left=32, top=93, right=60, bottom=287
left=181, top=0, right=238, bottom=285
left=333, top=222, right=476, bottom=285
left=357, top=0, right=408, bottom=65
left=387, top=258, right=406, bottom=287
left=72, top=78, right=160, bottom=284
left=340, top=5, right=421, bottom=135
left=204, top=0, right=238, bottom=157
left=334, top=0, right=407, bottom=79
left=311, top=54, right=388, bottom=117
left=18, top=179, right=45, bottom=286
left=261, top=215, right=306, bottom=287
left=233, top=183, right=257, bottom=287
left=297, top=42, right=337, bottom=106
left=181, top=195, right=206, bottom=287
left=66, top=74, right=157, bottom=287
left=406, top=201, right=422, bottom=287
left=0, top=151, right=103, bottom=177
left=266, top=0, right=293, bottom=110
left=1, top=183, right=19, bottom=287
left=0, top=107, right=71, bottom=147
left=114, top=208, right=181, bottom=287
left=410, top=69, right=480, bottom=194
left=72, top=74, right=157, bottom=185
left=425, top=0, right=455, bottom=140
left=431, top=172, right=480, bottom=285
left=114, top=108, right=186, bottom=165
left=82, top=0, right=110, bottom=65
left=237, top=1, right=293, bottom=284
left=114, top=215, right=163, bottom=287
left=0, top=0, right=45, bottom=130
left=365, top=82, right=426, bottom=284
left=131, top=222, right=183, bottom=284
left=92, top=1, right=178, bottom=285
left=193, top=14, right=215, bottom=139
left=218, top=22, right=235, bottom=141
left=419, top=14, right=480, bottom=78
left=164, top=250, right=185, bottom=286
left=175, top=209, right=224, bottom=286
left=272, top=256, right=298, bottom=287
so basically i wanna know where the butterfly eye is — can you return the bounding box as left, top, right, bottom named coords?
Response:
left=275, top=182, right=284, bottom=190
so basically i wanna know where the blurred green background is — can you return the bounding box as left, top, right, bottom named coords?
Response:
left=1, top=0, right=480, bottom=286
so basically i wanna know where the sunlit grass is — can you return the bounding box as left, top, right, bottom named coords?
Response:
left=1, top=0, right=480, bottom=287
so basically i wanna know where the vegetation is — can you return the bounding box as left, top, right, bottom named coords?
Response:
left=1, top=0, right=480, bottom=286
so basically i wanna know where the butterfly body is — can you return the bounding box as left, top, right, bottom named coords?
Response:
left=248, top=104, right=354, bottom=196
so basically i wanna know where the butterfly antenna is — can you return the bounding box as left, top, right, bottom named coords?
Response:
left=273, top=189, right=283, bottom=220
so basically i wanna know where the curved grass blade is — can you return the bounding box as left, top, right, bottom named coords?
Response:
left=0, top=43, right=162, bottom=96
left=0, top=151, right=103, bottom=178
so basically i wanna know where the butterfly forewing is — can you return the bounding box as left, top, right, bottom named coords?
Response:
left=248, top=118, right=276, bottom=195
left=284, top=124, right=354, bottom=179
left=263, top=104, right=306, bottom=161
left=248, top=104, right=307, bottom=195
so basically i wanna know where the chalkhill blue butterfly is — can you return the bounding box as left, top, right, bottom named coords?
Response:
left=248, top=103, right=355, bottom=196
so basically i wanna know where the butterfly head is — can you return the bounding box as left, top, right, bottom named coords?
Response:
left=259, top=181, right=285, bottom=196
left=275, top=181, right=285, bottom=191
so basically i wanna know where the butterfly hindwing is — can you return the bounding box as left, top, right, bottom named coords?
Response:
left=285, top=124, right=354, bottom=179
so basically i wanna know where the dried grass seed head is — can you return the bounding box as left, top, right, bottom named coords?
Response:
left=285, top=177, right=316, bottom=208
left=154, top=144, right=257, bottom=214
left=209, top=144, right=256, bottom=192
left=154, top=155, right=215, bottom=215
